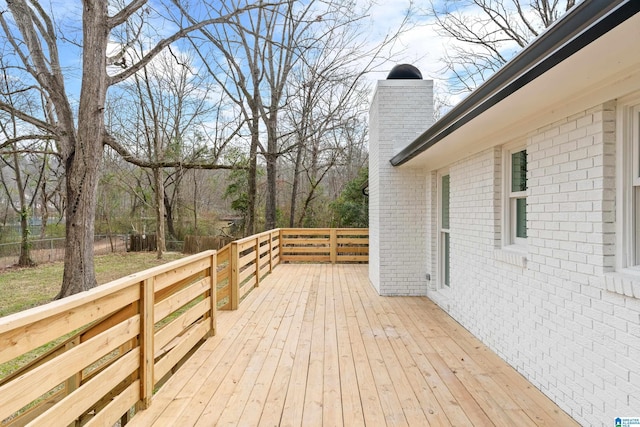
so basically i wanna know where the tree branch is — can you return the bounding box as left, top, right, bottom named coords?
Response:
left=0, top=99, right=56, bottom=133
left=107, top=1, right=271, bottom=86
left=108, top=0, right=148, bottom=29
left=0, top=133, right=57, bottom=151
left=104, top=133, right=245, bottom=170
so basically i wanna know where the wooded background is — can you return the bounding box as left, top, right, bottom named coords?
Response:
left=0, top=0, right=573, bottom=296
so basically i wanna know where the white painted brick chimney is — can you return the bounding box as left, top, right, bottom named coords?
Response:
left=368, top=78, right=434, bottom=295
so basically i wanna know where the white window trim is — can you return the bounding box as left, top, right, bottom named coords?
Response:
left=502, top=142, right=528, bottom=252
left=616, top=94, right=640, bottom=274
left=437, top=169, right=450, bottom=289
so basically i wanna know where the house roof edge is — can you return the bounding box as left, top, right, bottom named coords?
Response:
left=390, top=0, right=640, bottom=167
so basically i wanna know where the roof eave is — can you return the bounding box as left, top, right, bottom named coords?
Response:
left=390, top=0, right=640, bottom=167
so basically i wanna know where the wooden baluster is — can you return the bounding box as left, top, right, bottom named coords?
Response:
left=330, top=228, right=337, bottom=264
left=208, top=251, right=217, bottom=337
left=255, top=236, right=261, bottom=287
left=138, top=278, right=154, bottom=410
left=230, top=242, right=239, bottom=310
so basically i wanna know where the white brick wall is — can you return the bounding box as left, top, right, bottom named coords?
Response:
left=369, top=79, right=434, bottom=295
left=383, top=100, right=640, bottom=425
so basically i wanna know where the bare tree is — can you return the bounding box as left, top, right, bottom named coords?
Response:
left=117, top=48, right=212, bottom=258
left=282, top=12, right=378, bottom=227
left=0, top=63, right=52, bottom=266
left=427, top=0, right=577, bottom=93
left=183, top=0, right=410, bottom=231
left=0, top=0, right=263, bottom=297
left=37, top=149, right=64, bottom=239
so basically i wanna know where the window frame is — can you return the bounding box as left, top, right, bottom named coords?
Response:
left=438, top=170, right=451, bottom=288
left=502, top=143, right=528, bottom=251
left=616, top=95, right=640, bottom=271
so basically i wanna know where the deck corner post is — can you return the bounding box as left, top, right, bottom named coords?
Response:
left=209, top=251, right=217, bottom=337
left=230, top=242, right=239, bottom=310
left=330, top=228, right=338, bottom=264
left=139, top=277, right=155, bottom=410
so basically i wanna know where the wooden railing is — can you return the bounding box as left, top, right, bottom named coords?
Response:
left=280, top=228, right=369, bottom=263
left=216, top=229, right=280, bottom=310
left=0, top=251, right=217, bottom=426
left=0, top=228, right=365, bottom=426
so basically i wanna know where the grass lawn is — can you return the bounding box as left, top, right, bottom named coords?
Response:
left=0, top=251, right=185, bottom=318
left=0, top=251, right=186, bottom=383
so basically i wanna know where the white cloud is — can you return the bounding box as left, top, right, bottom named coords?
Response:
left=361, top=0, right=542, bottom=109
left=354, top=0, right=448, bottom=81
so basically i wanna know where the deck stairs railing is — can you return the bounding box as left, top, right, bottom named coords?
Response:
left=0, top=228, right=367, bottom=426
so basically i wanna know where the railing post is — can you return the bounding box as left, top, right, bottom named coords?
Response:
left=208, top=251, right=217, bottom=337
left=268, top=230, right=274, bottom=272
left=255, top=236, right=261, bottom=287
left=230, top=242, right=239, bottom=310
left=330, top=228, right=337, bottom=264
left=139, top=278, right=155, bottom=410
left=279, top=229, right=284, bottom=263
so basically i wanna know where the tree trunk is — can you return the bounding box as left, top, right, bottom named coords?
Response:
left=297, top=184, right=318, bottom=227
left=164, top=191, right=176, bottom=239
left=246, top=115, right=259, bottom=236
left=297, top=141, right=319, bottom=227
left=12, top=149, right=34, bottom=267
left=57, top=0, right=109, bottom=298
left=264, top=115, right=278, bottom=230
left=192, top=176, right=198, bottom=235
left=40, top=184, right=48, bottom=239
left=289, top=141, right=304, bottom=227
left=18, top=208, right=34, bottom=267
left=59, top=151, right=101, bottom=297
left=105, top=209, right=115, bottom=252
left=153, top=166, right=166, bottom=259
left=264, top=151, right=277, bottom=230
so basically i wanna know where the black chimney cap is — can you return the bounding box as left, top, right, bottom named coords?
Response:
left=386, top=64, right=423, bottom=80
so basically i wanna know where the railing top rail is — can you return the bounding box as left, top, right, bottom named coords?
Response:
left=0, top=250, right=216, bottom=334
left=279, top=227, right=368, bottom=233
left=232, top=229, right=280, bottom=245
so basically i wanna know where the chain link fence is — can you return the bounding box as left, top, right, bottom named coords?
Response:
left=0, top=235, right=128, bottom=269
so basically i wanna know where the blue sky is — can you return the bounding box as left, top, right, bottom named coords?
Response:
left=0, top=0, right=546, bottom=122
left=1, top=1, right=438, bottom=83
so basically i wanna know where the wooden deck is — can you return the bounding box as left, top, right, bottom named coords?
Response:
left=129, top=264, right=577, bottom=426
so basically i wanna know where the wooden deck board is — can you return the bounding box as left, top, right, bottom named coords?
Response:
left=333, top=265, right=366, bottom=427
left=257, top=265, right=316, bottom=427
left=130, top=264, right=579, bottom=427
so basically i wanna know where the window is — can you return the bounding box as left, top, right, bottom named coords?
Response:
left=503, top=145, right=527, bottom=249
left=617, top=98, right=640, bottom=270
left=439, top=172, right=450, bottom=287
left=634, top=108, right=640, bottom=268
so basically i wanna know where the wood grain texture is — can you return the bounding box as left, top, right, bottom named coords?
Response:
left=129, top=264, right=578, bottom=427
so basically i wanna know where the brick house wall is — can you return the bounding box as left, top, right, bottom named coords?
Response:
left=414, top=102, right=640, bottom=425
left=369, top=69, right=640, bottom=424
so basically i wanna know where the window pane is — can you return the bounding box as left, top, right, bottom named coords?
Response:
left=511, top=150, right=527, bottom=192
left=516, top=197, right=527, bottom=238
left=636, top=186, right=640, bottom=265
left=637, top=113, right=640, bottom=180
left=444, top=232, right=450, bottom=287
left=441, top=174, right=450, bottom=229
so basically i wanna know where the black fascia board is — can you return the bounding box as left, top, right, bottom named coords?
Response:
left=390, top=0, right=640, bottom=167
